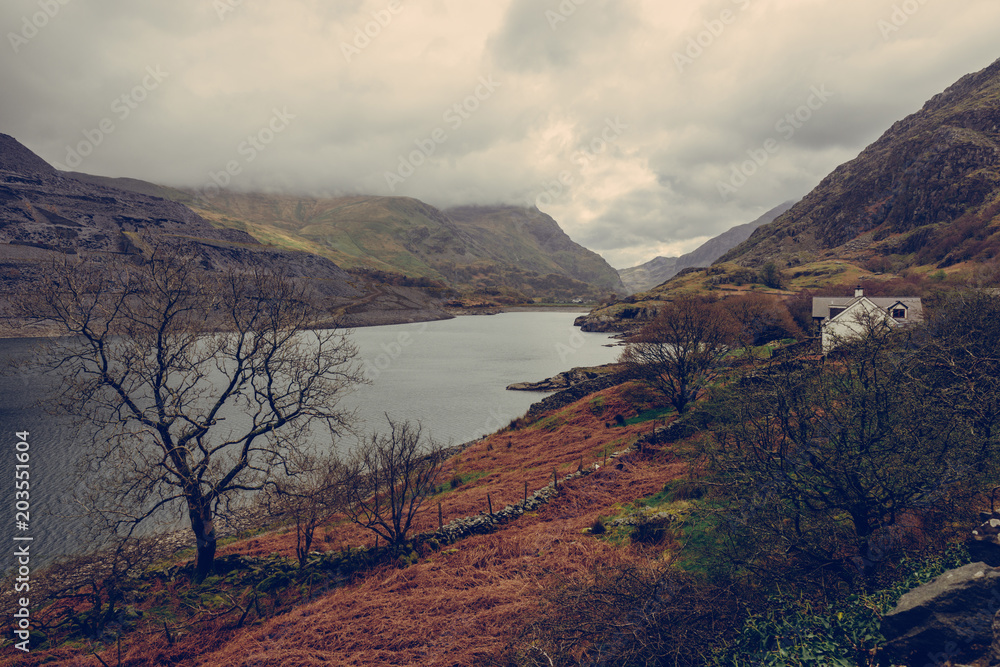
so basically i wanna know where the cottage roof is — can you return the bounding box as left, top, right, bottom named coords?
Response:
left=812, top=296, right=923, bottom=320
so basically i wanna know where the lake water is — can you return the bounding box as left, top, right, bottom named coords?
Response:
left=0, top=312, right=618, bottom=567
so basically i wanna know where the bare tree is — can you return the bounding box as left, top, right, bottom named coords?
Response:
left=267, top=452, right=349, bottom=567
left=722, top=292, right=803, bottom=350
left=19, top=252, right=363, bottom=581
left=619, top=297, right=737, bottom=414
left=345, top=417, right=444, bottom=550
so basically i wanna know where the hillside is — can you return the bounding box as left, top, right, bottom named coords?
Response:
left=721, top=56, right=1000, bottom=273
left=0, top=134, right=451, bottom=332
left=163, top=190, right=625, bottom=304
left=619, top=201, right=795, bottom=293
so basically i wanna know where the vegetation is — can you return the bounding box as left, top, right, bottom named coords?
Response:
left=704, top=324, right=991, bottom=584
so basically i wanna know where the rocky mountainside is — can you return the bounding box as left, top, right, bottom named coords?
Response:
left=720, top=57, right=1000, bottom=271
left=619, top=201, right=795, bottom=293
left=0, top=134, right=451, bottom=332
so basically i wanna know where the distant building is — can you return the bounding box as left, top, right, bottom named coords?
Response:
left=812, top=287, right=923, bottom=353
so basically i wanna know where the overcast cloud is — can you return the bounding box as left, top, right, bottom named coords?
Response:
left=1, top=0, right=997, bottom=268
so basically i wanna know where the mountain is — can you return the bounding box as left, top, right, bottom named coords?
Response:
left=577, top=57, right=1000, bottom=332
left=720, top=57, right=1000, bottom=274
left=443, top=205, right=626, bottom=294
left=618, top=201, right=795, bottom=293
left=618, top=256, right=679, bottom=294
left=0, top=134, right=451, bottom=332
left=155, top=190, right=626, bottom=303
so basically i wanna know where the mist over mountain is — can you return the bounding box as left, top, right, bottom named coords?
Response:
left=0, top=134, right=454, bottom=330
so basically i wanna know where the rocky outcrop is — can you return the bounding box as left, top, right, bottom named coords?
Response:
left=575, top=306, right=658, bottom=333
left=882, top=562, right=1000, bottom=665
left=507, top=365, right=614, bottom=392
left=971, top=512, right=1000, bottom=567
left=522, top=370, right=626, bottom=422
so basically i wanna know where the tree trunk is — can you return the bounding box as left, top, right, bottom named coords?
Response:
left=189, top=502, right=217, bottom=582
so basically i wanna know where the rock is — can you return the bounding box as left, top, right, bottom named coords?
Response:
left=971, top=514, right=1000, bottom=567
left=992, top=608, right=1000, bottom=666
left=882, top=562, right=1000, bottom=665
left=507, top=367, right=606, bottom=392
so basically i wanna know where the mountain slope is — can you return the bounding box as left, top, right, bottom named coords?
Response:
left=172, top=191, right=625, bottom=303
left=618, top=256, right=679, bottom=294
left=444, top=205, right=625, bottom=293
left=720, top=57, right=1000, bottom=271
left=619, top=201, right=795, bottom=293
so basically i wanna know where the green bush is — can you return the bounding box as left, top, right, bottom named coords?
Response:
left=713, top=544, right=972, bottom=666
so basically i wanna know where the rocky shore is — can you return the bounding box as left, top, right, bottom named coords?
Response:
left=506, top=364, right=617, bottom=392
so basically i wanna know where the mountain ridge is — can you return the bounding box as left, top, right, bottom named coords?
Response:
left=719, top=57, right=1000, bottom=270
left=619, top=201, right=795, bottom=293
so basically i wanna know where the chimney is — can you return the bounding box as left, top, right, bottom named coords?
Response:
left=855, top=286, right=864, bottom=298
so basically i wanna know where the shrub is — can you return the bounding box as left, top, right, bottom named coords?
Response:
left=491, top=564, right=739, bottom=667
left=630, top=517, right=671, bottom=545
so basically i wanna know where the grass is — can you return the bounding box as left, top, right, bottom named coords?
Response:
left=622, top=405, right=674, bottom=426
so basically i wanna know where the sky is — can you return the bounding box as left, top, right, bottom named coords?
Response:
left=1, top=1, right=998, bottom=269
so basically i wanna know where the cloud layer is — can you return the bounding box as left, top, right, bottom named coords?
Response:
left=2, top=0, right=997, bottom=268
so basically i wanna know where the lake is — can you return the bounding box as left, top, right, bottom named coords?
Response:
left=0, top=312, right=618, bottom=567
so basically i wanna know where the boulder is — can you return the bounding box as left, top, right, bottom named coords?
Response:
left=970, top=514, right=1000, bottom=567
left=882, top=562, right=1000, bottom=665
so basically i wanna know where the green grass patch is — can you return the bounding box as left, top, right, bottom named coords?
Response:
left=436, top=470, right=489, bottom=494
left=623, top=405, right=674, bottom=426
left=534, top=414, right=567, bottom=432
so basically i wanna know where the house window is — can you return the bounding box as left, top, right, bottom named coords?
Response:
left=829, top=307, right=845, bottom=319
left=892, top=308, right=906, bottom=319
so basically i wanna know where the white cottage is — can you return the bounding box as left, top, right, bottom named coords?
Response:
left=812, top=288, right=923, bottom=353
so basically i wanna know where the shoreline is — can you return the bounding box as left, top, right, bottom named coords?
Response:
left=0, top=306, right=596, bottom=339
